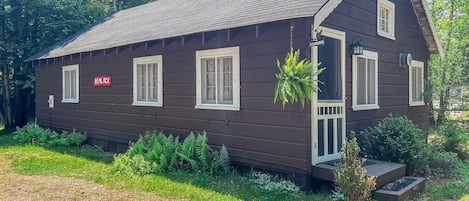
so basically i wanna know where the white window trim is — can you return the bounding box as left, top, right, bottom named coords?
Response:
left=352, top=50, right=380, bottom=111
left=377, top=0, right=396, bottom=40
left=132, top=55, right=163, bottom=107
left=409, top=60, right=425, bottom=106
left=62, top=64, right=79, bottom=103
left=195, top=46, right=240, bottom=111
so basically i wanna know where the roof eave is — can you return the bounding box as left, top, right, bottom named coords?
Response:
left=412, top=0, right=444, bottom=58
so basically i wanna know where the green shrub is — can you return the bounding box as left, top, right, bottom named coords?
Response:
left=13, top=124, right=86, bottom=147
left=334, top=137, right=376, bottom=201
left=113, top=131, right=230, bottom=175
left=425, top=145, right=462, bottom=178
left=434, top=121, right=469, bottom=160
left=249, top=171, right=301, bottom=198
left=361, top=116, right=427, bottom=175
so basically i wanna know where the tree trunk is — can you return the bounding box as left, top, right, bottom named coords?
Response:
left=436, top=87, right=450, bottom=125
left=14, top=72, right=28, bottom=127
left=1, top=65, right=13, bottom=129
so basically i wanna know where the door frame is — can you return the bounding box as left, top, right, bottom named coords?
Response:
left=311, top=26, right=346, bottom=165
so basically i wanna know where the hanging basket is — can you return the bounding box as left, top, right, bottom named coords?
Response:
left=274, top=48, right=323, bottom=108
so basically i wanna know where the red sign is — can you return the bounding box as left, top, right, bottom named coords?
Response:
left=94, top=76, right=112, bottom=87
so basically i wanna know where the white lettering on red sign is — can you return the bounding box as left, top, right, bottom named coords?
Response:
left=93, top=76, right=112, bottom=87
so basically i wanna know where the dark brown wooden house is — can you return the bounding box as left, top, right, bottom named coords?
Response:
left=28, top=0, right=441, bottom=188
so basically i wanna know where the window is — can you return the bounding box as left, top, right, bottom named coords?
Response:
left=352, top=50, right=379, bottom=111
left=132, top=55, right=163, bottom=106
left=196, top=46, right=240, bottom=110
left=409, top=60, right=424, bottom=106
left=377, top=0, right=395, bottom=40
left=62, top=64, right=79, bottom=103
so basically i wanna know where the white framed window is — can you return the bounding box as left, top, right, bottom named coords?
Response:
left=377, top=0, right=395, bottom=40
left=195, top=46, right=240, bottom=110
left=62, top=64, right=79, bottom=103
left=352, top=50, right=379, bottom=111
left=132, top=55, right=163, bottom=107
left=409, top=60, right=424, bottom=106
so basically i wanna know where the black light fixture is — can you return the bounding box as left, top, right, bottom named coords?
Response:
left=350, top=36, right=364, bottom=55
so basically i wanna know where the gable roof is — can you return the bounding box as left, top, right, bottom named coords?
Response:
left=27, top=0, right=441, bottom=61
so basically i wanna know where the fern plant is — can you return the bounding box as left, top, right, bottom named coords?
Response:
left=274, top=48, right=323, bottom=108
left=196, top=132, right=211, bottom=171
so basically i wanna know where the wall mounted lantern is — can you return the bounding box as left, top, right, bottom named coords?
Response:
left=350, top=36, right=364, bottom=55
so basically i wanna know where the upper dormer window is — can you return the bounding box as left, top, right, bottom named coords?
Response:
left=377, top=0, right=395, bottom=40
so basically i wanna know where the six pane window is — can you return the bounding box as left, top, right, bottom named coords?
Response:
left=196, top=47, right=240, bottom=110
left=377, top=0, right=395, bottom=40
left=62, top=64, right=79, bottom=103
left=201, top=57, right=233, bottom=104
left=133, top=55, right=163, bottom=106
left=352, top=50, right=379, bottom=111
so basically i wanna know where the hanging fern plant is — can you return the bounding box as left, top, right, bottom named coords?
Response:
left=274, top=48, right=324, bottom=108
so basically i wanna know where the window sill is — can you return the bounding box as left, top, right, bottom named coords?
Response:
left=132, top=102, right=163, bottom=107
left=62, top=99, right=79, bottom=103
left=352, top=105, right=380, bottom=111
left=377, top=32, right=395, bottom=40
left=195, top=104, right=240, bottom=111
left=409, top=102, right=425, bottom=107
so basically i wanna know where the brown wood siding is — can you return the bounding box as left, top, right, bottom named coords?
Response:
left=321, top=0, right=431, bottom=134
left=35, top=18, right=313, bottom=174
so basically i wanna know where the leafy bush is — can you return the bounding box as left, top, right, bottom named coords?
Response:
left=13, top=124, right=86, bottom=147
left=360, top=116, right=427, bottom=175
left=434, top=121, right=469, bottom=160
left=249, top=171, right=301, bottom=198
left=112, top=154, right=153, bottom=175
left=425, top=145, right=462, bottom=178
left=112, top=131, right=230, bottom=175
left=334, top=137, right=376, bottom=201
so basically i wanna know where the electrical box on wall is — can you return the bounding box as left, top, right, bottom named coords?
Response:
left=48, top=95, right=54, bottom=108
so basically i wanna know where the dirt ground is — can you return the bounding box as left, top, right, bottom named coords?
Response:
left=0, top=157, right=182, bottom=201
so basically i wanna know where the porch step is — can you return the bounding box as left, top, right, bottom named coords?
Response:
left=374, top=176, right=426, bottom=201
left=312, top=159, right=406, bottom=188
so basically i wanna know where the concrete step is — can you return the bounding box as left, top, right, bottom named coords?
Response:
left=374, top=176, right=426, bottom=201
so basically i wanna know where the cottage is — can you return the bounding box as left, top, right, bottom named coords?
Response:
left=28, top=0, right=440, bottom=188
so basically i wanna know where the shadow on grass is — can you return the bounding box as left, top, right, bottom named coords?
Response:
left=0, top=130, right=114, bottom=164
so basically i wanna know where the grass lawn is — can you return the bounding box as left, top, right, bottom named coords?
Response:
left=2, top=129, right=468, bottom=201
left=0, top=131, right=330, bottom=201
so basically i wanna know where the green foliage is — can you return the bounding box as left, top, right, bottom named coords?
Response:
left=112, top=154, right=152, bottom=175
left=433, top=120, right=469, bottom=160
left=428, top=0, right=469, bottom=124
left=249, top=171, right=301, bottom=198
left=0, top=0, right=109, bottom=128
left=274, top=48, right=324, bottom=108
left=334, top=137, right=376, bottom=201
left=13, top=124, right=85, bottom=147
left=361, top=116, right=427, bottom=175
left=113, top=131, right=230, bottom=175
left=425, top=145, right=462, bottom=178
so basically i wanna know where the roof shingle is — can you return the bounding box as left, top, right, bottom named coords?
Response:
left=28, top=0, right=329, bottom=61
